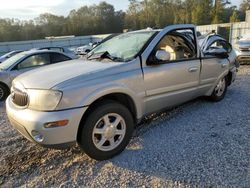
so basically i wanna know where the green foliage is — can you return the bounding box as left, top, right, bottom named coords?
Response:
left=230, top=10, right=240, bottom=22
left=240, top=0, right=250, bottom=11
left=0, top=0, right=248, bottom=42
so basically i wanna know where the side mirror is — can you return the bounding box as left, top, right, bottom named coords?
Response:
left=155, top=50, right=171, bottom=62
left=204, top=48, right=229, bottom=59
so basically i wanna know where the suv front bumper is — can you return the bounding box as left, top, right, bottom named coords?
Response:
left=235, top=50, right=250, bottom=62
left=6, top=96, right=88, bottom=149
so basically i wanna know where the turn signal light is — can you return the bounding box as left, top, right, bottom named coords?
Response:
left=44, top=120, right=69, bottom=128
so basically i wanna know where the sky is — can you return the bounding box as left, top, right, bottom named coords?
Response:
left=0, top=0, right=243, bottom=20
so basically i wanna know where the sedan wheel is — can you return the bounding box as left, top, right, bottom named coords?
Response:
left=0, top=87, right=4, bottom=100
left=78, top=101, right=134, bottom=160
left=0, top=84, right=9, bottom=101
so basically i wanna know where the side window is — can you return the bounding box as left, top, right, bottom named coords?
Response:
left=17, top=53, right=50, bottom=69
left=153, top=29, right=197, bottom=62
left=206, top=40, right=232, bottom=53
left=50, top=53, right=71, bottom=64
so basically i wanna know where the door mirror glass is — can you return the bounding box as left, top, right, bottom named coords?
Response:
left=204, top=48, right=229, bottom=59
left=155, top=50, right=171, bottom=62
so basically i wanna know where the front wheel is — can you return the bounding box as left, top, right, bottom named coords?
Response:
left=208, top=77, right=228, bottom=102
left=78, top=101, right=134, bottom=160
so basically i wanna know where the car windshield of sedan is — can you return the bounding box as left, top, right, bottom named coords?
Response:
left=0, top=53, right=25, bottom=70
left=88, top=31, right=157, bottom=62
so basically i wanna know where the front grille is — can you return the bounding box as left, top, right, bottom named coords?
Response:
left=240, top=47, right=250, bottom=52
left=238, top=56, right=250, bottom=61
left=11, top=88, right=28, bottom=107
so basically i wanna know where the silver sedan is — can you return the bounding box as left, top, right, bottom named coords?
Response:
left=0, top=50, right=73, bottom=101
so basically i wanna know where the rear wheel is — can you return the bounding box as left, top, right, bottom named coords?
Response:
left=78, top=101, right=134, bottom=160
left=0, top=84, right=9, bottom=101
left=208, top=77, right=227, bottom=102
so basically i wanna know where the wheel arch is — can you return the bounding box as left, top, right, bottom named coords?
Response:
left=226, top=71, right=233, bottom=86
left=77, top=92, right=140, bottom=142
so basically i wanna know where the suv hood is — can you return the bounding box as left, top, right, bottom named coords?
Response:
left=14, top=59, right=123, bottom=89
left=238, top=40, right=250, bottom=48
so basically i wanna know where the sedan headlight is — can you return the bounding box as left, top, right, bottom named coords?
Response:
left=27, top=89, right=62, bottom=111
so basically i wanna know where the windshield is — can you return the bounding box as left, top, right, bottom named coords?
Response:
left=89, top=31, right=156, bottom=62
left=0, top=53, right=25, bottom=70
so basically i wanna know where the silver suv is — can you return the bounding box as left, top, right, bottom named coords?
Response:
left=6, top=25, right=238, bottom=160
left=235, top=34, right=250, bottom=63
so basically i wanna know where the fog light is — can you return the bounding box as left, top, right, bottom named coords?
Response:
left=44, top=120, right=69, bottom=128
left=31, top=130, right=44, bottom=142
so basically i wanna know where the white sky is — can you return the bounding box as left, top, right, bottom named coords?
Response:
left=0, top=0, right=243, bottom=20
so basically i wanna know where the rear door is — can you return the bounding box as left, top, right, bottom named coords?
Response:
left=199, top=35, right=231, bottom=92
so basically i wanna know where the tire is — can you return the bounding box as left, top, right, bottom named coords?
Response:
left=208, top=77, right=228, bottom=102
left=0, top=84, right=9, bottom=101
left=78, top=101, right=134, bottom=160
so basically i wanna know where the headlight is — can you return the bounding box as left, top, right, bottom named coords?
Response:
left=27, top=89, right=62, bottom=111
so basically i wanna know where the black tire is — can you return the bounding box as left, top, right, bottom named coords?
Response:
left=208, top=77, right=228, bottom=102
left=78, top=101, right=134, bottom=160
left=85, top=49, right=91, bottom=53
left=0, top=84, right=9, bottom=101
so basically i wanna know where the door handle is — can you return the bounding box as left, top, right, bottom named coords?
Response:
left=221, top=63, right=227, bottom=68
left=188, top=67, right=198, bottom=73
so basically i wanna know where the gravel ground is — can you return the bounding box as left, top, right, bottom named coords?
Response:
left=0, top=66, right=250, bottom=187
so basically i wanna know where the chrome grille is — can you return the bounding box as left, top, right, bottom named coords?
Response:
left=239, top=47, right=250, bottom=52
left=11, top=88, right=28, bottom=107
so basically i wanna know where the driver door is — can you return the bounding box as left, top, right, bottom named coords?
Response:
left=141, top=26, right=201, bottom=114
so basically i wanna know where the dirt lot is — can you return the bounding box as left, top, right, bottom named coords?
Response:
left=0, top=66, right=250, bottom=187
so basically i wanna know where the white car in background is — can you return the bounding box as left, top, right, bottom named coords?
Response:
left=76, top=43, right=98, bottom=55
left=235, top=34, right=250, bottom=63
left=76, top=35, right=120, bottom=55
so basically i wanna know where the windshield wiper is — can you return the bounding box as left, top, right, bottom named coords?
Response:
left=87, top=51, right=123, bottom=62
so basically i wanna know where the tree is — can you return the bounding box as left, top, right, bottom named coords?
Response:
left=0, top=0, right=247, bottom=42
left=230, top=10, right=240, bottom=22
left=192, top=0, right=213, bottom=25
left=212, top=0, right=231, bottom=24
left=240, top=0, right=250, bottom=12
left=125, top=0, right=142, bottom=29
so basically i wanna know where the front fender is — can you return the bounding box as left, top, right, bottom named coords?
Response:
left=79, top=84, right=144, bottom=120
left=56, top=83, right=145, bottom=120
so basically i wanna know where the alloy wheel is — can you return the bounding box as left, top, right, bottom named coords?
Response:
left=92, top=113, right=126, bottom=151
left=215, top=78, right=226, bottom=97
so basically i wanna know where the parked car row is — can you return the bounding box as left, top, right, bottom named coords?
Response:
left=0, top=49, right=77, bottom=101
left=4, top=24, right=239, bottom=160
left=234, top=34, right=250, bottom=63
